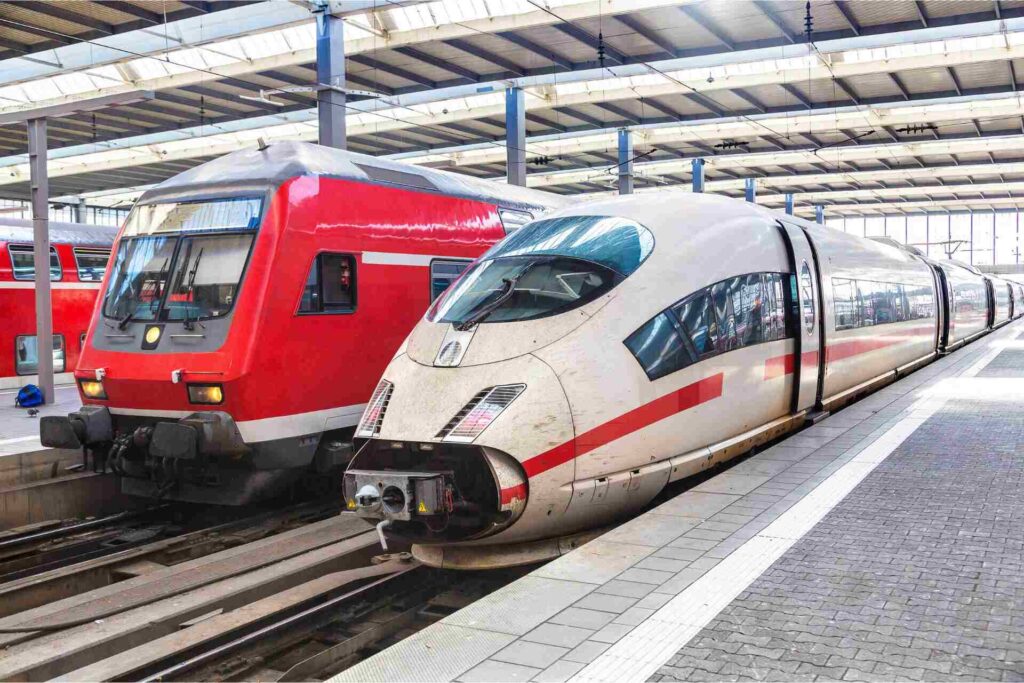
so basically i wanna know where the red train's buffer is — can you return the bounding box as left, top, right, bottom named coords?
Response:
left=41, top=141, right=567, bottom=505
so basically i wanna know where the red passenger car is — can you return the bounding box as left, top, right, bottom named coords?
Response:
left=0, top=219, right=115, bottom=390
left=42, top=141, right=566, bottom=504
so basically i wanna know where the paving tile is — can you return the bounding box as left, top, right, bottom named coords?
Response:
left=444, top=576, right=594, bottom=636
left=590, top=622, right=637, bottom=644
left=548, top=607, right=616, bottom=630
left=634, top=556, right=691, bottom=573
left=652, top=491, right=740, bottom=518
left=594, top=579, right=655, bottom=599
left=492, top=641, right=569, bottom=669
left=459, top=659, right=541, bottom=682
left=562, top=639, right=611, bottom=665
left=614, top=606, right=656, bottom=626
left=531, top=540, right=652, bottom=585
left=521, top=623, right=593, bottom=649
left=573, top=593, right=638, bottom=614
left=693, top=472, right=772, bottom=495
left=599, top=513, right=697, bottom=547
left=615, top=567, right=674, bottom=585
left=532, top=659, right=585, bottom=683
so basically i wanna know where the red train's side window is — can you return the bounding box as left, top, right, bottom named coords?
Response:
left=8, top=245, right=61, bottom=281
left=15, top=334, right=65, bottom=375
left=298, top=253, right=356, bottom=314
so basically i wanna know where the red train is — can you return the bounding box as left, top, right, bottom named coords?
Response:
left=42, top=142, right=566, bottom=504
left=0, top=219, right=116, bottom=390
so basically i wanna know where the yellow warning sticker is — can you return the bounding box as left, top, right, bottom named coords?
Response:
left=418, top=501, right=428, bottom=513
left=346, top=499, right=356, bottom=510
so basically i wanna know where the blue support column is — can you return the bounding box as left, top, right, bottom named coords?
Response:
left=617, top=129, right=633, bottom=195
left=815, top=205, right=825, bottom=224
left=744, top=178, right=756, bottom=203
left=315, top=5, right=346, bottom=149
left=784, top=193, right=794, bottom=215
left=506, top=86, right=526, bottom=186
left=691, top=158, right=705, bottom=193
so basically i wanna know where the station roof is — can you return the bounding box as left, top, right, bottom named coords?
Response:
left=1, top=0, right=1023, bottom=219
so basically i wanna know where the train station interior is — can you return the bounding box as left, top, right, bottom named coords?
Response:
left=1, top=1, right=1023, bottom=681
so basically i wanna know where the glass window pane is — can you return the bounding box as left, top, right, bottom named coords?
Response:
left=485, top=215, right=654, bottom=276
left=123, top=197, right=263, bottom=236
left=972, top=213, right=995, bottom=266
left=711, top=280, right=737, bottom=353
left=833, top=278, right=857, bottom=330
left=74, top=248, right=110, bottom=282
left=9, top=246, right=60, bottom=281
left=15, top=335, right=65, bottom=375
left=298, top=253, right=357, bottom=314
left=673, top=292, right=717, bottom=359
left=163, top=233, right=254, bottom=320
left=102, top=236, right=177, bottom=321
left=321, top=253, right=356, bottom=311
left=430, top=259, right=471, bottom=301
left=732, top=274, right=764, bottom=348
left=994, top=212, right=1018, bottom=265
left=624, top=313, right=693, bottom=380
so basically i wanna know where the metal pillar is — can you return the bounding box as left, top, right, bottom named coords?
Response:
left=969, top=211, right=974, bottom=264
left=784, top=193, right=794, bottom=215
left=505, top=86, right=526, bottom=186
left=617, top=129, right=633, bottom=195
left=744, top=178, right=756, bottom=203
left=815, top=205, right=824, bottom=224
left=691, top=158, right=705, bottom=192
left=28, top=118, right=53, bottom=404
left=315, top=6, right=346, bottom=149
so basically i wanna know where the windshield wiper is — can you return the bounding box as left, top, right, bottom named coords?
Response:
left=454, top=260, right=542, bottom=331
left=182, top=248, right=205, bottom=331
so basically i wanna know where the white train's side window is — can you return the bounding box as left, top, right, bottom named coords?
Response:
left=625, top=271, right=794, bottom=381
left=800, top=261, right=815, bottom=333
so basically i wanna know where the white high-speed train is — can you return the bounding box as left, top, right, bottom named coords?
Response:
left=344, top=193, right=1020, bottom=569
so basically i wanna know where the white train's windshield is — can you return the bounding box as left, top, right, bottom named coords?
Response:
left=103, top=197, right=261, bottom=325
left=429, top=215, right=653, bottom=328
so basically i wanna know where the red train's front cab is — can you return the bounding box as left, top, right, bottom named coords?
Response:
left=40, top=189, right=294, bottom=504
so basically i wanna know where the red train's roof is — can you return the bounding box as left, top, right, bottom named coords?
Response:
left=139, top=140, right=570, bottom=214
left=0, top=218, right=118, bottom=247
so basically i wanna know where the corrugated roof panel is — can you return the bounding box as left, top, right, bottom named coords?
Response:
left=843, top=73, right=901, bottom=99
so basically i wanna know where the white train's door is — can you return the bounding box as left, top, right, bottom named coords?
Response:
left=776, top=220, right=824, bottom=414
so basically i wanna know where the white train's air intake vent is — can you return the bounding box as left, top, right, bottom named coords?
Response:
left=437, top=384, right=526, bottom=443
left=355, top=380, right=394, bottom=438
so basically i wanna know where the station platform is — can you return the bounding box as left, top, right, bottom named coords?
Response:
left=334, top=319, right=1024, bottom=682
left=0, top=384, right=80, bottom=452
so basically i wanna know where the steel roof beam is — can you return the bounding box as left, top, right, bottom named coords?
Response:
left=445, top=38, right=525, bottom=77
left=679, top=5, right=735, bottom=50
left=496, top=32, right=574, bottom=70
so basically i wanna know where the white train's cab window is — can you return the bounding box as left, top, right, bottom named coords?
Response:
left=299, top=253, right=356, bottom=314
left=15, top=335, right=65, bottom=375
left=430, top=259, right=471, bottom=301
left=9, top=245, right=61, bottom=281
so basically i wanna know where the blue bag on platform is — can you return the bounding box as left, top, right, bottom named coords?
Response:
left=15, top=384, right=43, bottom=408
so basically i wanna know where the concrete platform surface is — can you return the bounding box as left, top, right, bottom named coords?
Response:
left=0, top=385, right=80, bottom=452
left=331, top=319, right=1024, bottom=683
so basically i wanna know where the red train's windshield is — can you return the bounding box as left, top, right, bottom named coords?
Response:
left=103, top=197, right=262, bottom=324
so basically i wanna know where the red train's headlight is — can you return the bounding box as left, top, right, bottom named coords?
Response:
left=79, top=379, right=107, bottom=400
left=187, top=384, right=224, bottom=405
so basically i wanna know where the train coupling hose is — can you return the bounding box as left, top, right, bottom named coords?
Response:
left=375, top=518, right=392, bottom=551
